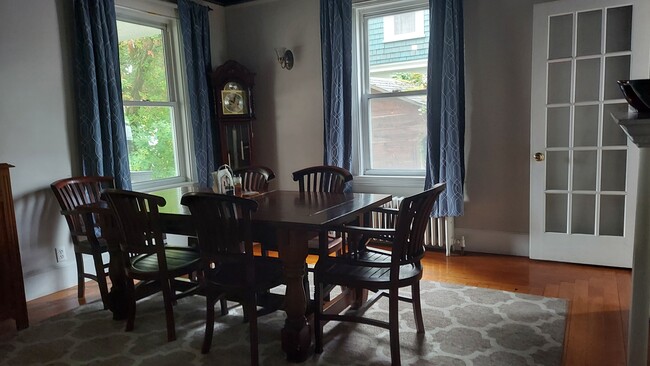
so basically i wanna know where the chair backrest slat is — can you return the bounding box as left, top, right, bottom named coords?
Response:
left=181, top=193, right=258, bottom=284
left=51, top=176, right=115, bottom=237
left=392, top=183, right=446, bottom=269
left=292, top=165, right=352, bottom=193
left=101, top=189, right=168, bottom=268
left=233, top=165, right=275, bottom=192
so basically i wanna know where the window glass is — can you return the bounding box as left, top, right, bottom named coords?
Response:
left=383, top=10, right=425, bottom=42
left=368, top=97, right=427, bottom=170
left=357, top=3, right=429, bottom=175
left=116, top=15, right=188, bottom=187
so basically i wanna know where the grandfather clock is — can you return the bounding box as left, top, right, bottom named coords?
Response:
left=211, top=60, right=255, bottom=170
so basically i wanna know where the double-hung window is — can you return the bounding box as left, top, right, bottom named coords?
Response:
left=354, top=0, right=429, bottom=177
left=116, top=6, right=191, bottom=190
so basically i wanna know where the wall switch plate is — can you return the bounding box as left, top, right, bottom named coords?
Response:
left=55, top=247, right=66, bottom=263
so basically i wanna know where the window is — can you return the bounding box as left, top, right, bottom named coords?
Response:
left=383, top=10, right=425, bottom=42
left=116, top=9, right=191, bottom=189
left=354, top=1, right=429, bottom=176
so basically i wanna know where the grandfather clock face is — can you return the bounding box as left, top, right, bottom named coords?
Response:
left=221, top=81, right=248, bottom=116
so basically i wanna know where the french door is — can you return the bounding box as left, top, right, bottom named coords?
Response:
left=530, top=0, right=650, bottom=267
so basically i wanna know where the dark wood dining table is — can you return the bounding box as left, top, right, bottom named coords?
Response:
left=148, top=186, right=392, bottom=362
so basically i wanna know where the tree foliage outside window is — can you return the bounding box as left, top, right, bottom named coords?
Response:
left=392, top=72, right=427, bottom=90
left=118, top=25, right=178, bottom=180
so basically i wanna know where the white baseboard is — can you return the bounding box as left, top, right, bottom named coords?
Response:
left=23, top=261, right=78, bottom=301
left=454, top=228, right=529, bottom=257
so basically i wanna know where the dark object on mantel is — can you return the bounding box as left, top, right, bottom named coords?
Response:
left=611, top=112, right=650, bottom=148
left=617, top=79, right=650, bottom=113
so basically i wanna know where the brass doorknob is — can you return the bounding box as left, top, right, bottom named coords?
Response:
left=534, top=152, right=545, bottom=162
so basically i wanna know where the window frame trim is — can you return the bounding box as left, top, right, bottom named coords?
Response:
left=115, top=7, right=195, bottom=191
left=353, top=0, right=429, bottom=178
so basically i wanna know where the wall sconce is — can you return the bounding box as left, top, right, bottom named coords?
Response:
left=275, top=48, right=294, bottom=70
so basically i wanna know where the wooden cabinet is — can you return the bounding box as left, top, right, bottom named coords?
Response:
left=0, top=163, right=28, bottom=330
left=211, top=60, right=255, bottom=170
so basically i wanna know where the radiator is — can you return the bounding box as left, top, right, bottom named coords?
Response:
left=371, top=196, right=464, bottom=256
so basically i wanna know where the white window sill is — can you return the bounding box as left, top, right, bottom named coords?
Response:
left=352, top=175, right=425, bottom=197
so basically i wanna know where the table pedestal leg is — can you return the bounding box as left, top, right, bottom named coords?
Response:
left=278, top=229, right=311, bottom=362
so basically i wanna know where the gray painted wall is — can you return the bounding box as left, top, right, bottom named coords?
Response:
left=225, top=0, right=325, bottom=191
left=0, top=0, right=539, bottom=300
left=225, top=0, right=536, bottom=255
left=0, top=0, right=227, bottom=300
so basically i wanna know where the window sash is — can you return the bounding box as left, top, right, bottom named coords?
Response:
left=355, top=0, right=429, bottom=177
left=116, top=7, right=192, bottom=190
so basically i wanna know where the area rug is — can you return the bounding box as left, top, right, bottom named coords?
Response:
left=0, top=281, right=567, bottom=366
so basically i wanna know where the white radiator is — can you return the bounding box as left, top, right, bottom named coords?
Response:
left=371, top=196, right=464, bottom=256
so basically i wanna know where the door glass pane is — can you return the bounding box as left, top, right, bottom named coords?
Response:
left=606, top=6, right=632, bottom=53
left=547, top=107, right=570, bottom=147
left=368, top=97, right=427, bottom=169
left=572, top=194, right=595, bottom=234
left=575, top=58, right=601, bottom=102
left=546, top=193, right=567, bottom=233
left=574, top=105, right=599, bottom=147
left=549, top=14, right=573, bottom=60
left=603, top=103, right=629, bottom=146
left=548, top=62, right=572, bottom=104
left=601, top=150, right=627, bottom=191
left=577, top=10, right=602, bottom=57
left=573, top=150, right=597, bottom=190
left=547, top=151, right=569, bottom=190
left=600, top=195, right=625, bottom=236
left=604, top=55, right=630, bottom=100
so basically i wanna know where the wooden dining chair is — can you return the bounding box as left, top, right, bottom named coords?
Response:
left=293, top=165, right=353, bottom=256
left=292, top=165, right=352, bottom=194
left=313, top=183, right=446, bottom=366
left=257, top=165, right=353, bottom=258
left=101, top=189, right=201, bottom=342
left=50, top=176, right=115, bottom=308
left=180, top=192, right=284, bottom=364
left=233, top=165, right=275, bottom=193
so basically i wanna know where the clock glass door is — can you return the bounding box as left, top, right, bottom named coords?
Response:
left=223, top=123, right=252, bottom=170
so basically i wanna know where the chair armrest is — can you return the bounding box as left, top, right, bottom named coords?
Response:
left=341, top=225, right=396, bottom=240
left=339, top=225, right=396, bottom=254
left=61, top=205, right=112, bottom=243
left=370, top=206, right=399, bottom=216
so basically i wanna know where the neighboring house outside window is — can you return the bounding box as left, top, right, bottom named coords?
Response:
left=116, top=6, right=193, bottom=190
left=354, top=0, right=429, bottom=177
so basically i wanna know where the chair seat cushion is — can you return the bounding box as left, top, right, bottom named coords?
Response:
left=130, top=247, right=200, bottom=277
left=317, top=254, right=422, bottom=288
left=206, top=257, right=284, bottom=293
left=351, top=247, right=392, bottom=264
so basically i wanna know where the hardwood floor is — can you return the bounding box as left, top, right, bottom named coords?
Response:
left=1, top=251, right=635, bottom=365
left=421, top=252, right=632, bottom=366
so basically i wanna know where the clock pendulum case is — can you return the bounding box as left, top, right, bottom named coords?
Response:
left=210, top=60, right=255, bottom=170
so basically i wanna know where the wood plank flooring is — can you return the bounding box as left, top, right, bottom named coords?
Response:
left=0, top=251, right=637, bottom=365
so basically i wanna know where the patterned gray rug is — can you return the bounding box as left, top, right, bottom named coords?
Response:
left=0, top=281, right=567, bottom=366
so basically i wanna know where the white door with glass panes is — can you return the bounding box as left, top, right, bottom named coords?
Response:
left=530, top=0, right=650, bottom=267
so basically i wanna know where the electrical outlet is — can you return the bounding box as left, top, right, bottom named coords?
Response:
left=55, top=247, right=67, bottom=263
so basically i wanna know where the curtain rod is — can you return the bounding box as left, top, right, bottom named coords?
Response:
left=115, top=0, right=212, bottom=19
left=115, top=4, right=177, bottom=19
